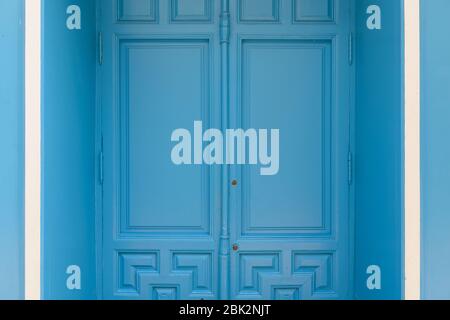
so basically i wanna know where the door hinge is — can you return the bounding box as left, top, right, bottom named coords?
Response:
left=99, top=136, right=104, bottom=185
left=98, top=32, right=103, bottom=65
left=348, top=151, right=353, bottom=185
left=348, top=32, right=353, bottom=65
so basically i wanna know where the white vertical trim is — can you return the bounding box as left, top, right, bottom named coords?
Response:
left=25, top=0, right=41, bottom=300
left=404, top=0, right=421, bottom=300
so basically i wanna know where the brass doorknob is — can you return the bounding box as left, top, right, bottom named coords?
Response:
left=231, top=180, right=238, bottom=187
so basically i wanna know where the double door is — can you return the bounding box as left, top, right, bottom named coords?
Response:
left=100, top=0, right=353, bottom=300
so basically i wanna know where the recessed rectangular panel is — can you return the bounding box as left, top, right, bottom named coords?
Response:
left=240, top=39, right=332, bottom=237
left=117, top=0, right=158, bottom=22
left=293, top=0, right=335, bottom=23
left=292, top=251, right=334, bottom=294
left=119, top=39, right=211, bottom=236
left=239, top=253, right=280, bottom=295
left=238, top=0, right=280, bottom=23
left=172, top=252, right=213, bottom=293
left=171, top=0, right=213, bottom=23
left=118, top=251, right=159, bottom=293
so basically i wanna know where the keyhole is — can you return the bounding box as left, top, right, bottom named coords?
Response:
left=232, top=244, right=239, bottom=251
left=231, top=180, right=238, bottom=187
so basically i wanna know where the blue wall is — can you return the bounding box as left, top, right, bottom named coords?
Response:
left=0, top=0, right=24, bottom=300
left=42, top=0, right=97, bottom=299
left=354, top=0, right=404, bottom=299
left=421, top=0, right=450, bottom=300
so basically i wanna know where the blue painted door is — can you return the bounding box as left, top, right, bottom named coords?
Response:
left=101, top=0, right=353, bottom=300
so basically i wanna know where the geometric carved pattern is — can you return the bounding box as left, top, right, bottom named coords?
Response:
left=293, top=0, right=335, bottom=23
left=239, top=253, right=280, bottom=294
left=119, top=252, right=159, bottom=292
left=117, top=0, right=159, bottom=23
left=117, top=251, right=213, bottom=299
left=173, top=253, right=213, bottom=293
left=238, top=0, right=280, bottom=23
left=170, top=0, right=213, bottom=23
left=293, top=252, right=333, bottom=293
left=235, top=251, right=336, bottom=300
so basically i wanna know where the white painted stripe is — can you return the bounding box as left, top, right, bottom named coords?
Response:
left=25, top=0, right=41, bottom=300
left=404, top=0, right=421, bottom=300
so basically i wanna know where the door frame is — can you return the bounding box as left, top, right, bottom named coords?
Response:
left=94, top=0, right=103, bottom=300
left=93, top=0, right=357, bottom=300
left=348, top=0, right=356, bottom=299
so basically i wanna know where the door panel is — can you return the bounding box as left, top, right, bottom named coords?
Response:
left=239, top=38, right=332, bottom=237
left=100, top=0, right=221, bottom=300
left=101, top=0, right=353, bottom=300
left=120, top=38, right=211, bottom=237
left=228, top=0, right=352, bottom=299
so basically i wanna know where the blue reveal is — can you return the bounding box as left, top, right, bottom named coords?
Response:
left=354, top=0, right=404, bottom=299
left=42, top=0, right=97, bottom=299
